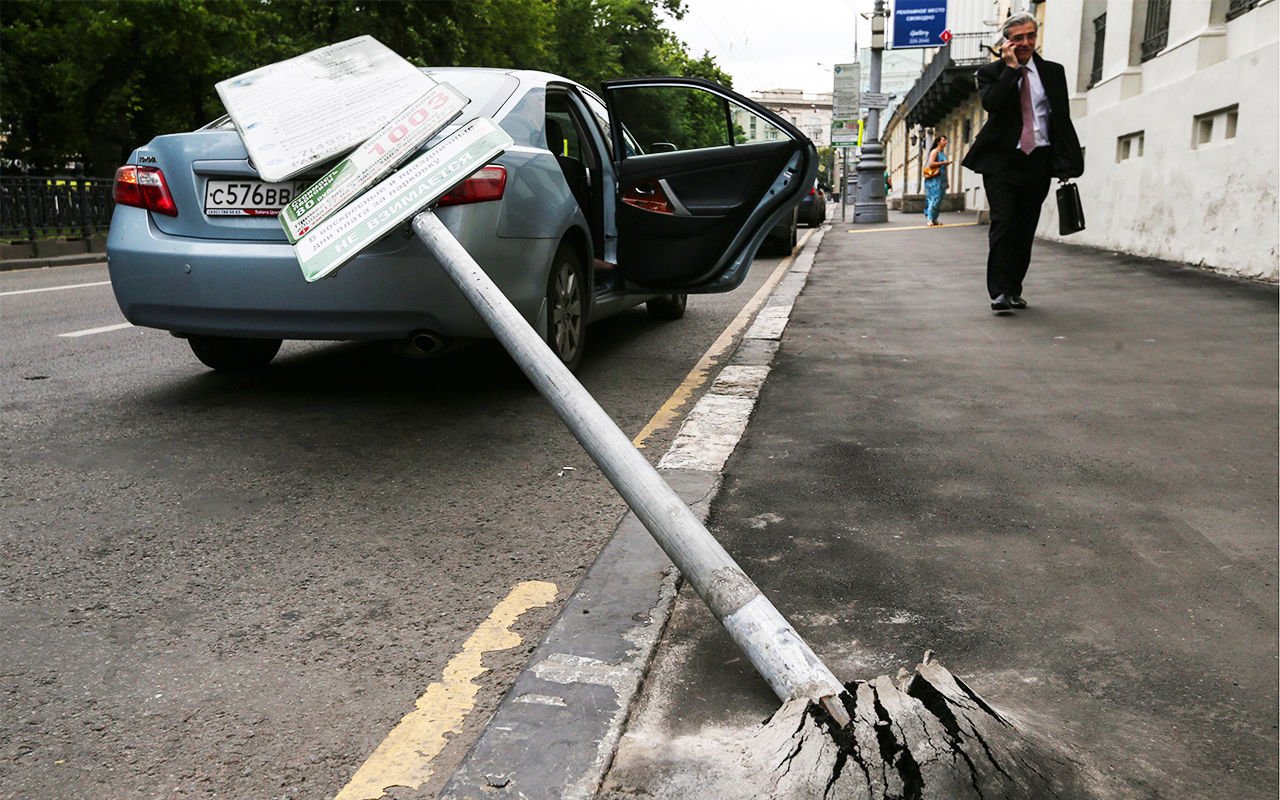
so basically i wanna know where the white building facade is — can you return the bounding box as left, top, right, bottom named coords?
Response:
left=1040, top=0, right=1278, bottom=280
left=746, top=88, right=834, bottom=147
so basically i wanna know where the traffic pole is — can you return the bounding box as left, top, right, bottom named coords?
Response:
left=411, top=211, right=850, bottom=727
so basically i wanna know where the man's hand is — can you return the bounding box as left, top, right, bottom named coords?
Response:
left=1001, top=39, right=1020, bottom=68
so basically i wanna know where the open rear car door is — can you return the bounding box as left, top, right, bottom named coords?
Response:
left=602, top=77, right=817, bottom=293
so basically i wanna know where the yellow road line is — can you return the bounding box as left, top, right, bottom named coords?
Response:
left=847, top=222, right=980, bottom=233
left=334, top=580, right=558, bottom=800
left=632, top=228, right=815, bottom=449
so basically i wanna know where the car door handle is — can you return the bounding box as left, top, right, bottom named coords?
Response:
left=621, top=180, right=691, bottom=216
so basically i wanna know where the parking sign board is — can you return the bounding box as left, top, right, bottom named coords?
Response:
left=216, top=36, right=434, bottom=182
left=293, top=117, right=513, bottom=283
left=832, top=63, right=861, bottom=119
left=280, top=83, right=469, bottom=243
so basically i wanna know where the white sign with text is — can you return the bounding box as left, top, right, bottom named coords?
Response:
left=216, top=36, right=434, bottom=182
left=292, top=117, right=512, bottom=283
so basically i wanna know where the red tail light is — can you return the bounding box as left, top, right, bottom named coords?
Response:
left=113, top=165, right=178, bottom=216
left=437, top=165, right=507, bottom=207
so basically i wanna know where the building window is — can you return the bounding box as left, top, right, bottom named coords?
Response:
left=1089, top=13, right=1106, bottom=87
left=1141, top=0, right=1171, bottom=62
left=1227, top=0, right=1263, bottom=21
left=1192, top=105, right=1240, bottom=149
left=1116, top=131, right=1144, bottom=162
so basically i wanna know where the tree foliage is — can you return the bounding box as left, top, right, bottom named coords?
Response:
left=1, top=0, right=734, bottom=174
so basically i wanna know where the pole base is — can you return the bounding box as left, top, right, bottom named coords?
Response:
left=852, top=204, right=889, bottom=223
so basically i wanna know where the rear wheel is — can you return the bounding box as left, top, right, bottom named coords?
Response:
left=646, top=293, right=687, bottom=320
left=188, top=336, right=282, bottom=371
left=546, top=243, right=587, bottom=372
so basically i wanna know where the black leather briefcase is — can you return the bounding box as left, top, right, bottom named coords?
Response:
left=1056, top=181, right=1086, bottom=235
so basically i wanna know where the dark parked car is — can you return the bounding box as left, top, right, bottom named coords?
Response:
left=798, top=180, right=827, bottom=227
left=107, top=70, right=818, bottom=371
left=764, top=206, right=798, bottom=255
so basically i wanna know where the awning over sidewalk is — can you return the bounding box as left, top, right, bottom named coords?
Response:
left=899, top=32, right=992, bottom=129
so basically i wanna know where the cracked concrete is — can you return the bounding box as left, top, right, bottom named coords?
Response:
left=602, top=653, right=1101, bottom=799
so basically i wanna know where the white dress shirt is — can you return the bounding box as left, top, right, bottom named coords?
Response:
left=1019, top=59, right=1051, bottom=149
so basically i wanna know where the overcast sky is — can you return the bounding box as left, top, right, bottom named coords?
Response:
left=663, top=0, right=876, bottom=96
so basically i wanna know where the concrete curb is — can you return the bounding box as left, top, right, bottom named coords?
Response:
left=439, top=229, right=826, bottom=799
left=0, top=252, right=107, bottom=272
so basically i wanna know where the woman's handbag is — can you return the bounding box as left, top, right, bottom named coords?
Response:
left=1056, top=181, right=1086, bottom=235
left=923, top=164, right=939, bottom=179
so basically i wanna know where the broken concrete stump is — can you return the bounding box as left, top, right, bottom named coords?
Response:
left=755, top=652, right=1100, bottom=799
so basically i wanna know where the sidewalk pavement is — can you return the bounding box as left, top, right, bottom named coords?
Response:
left=437, top=209, right=1277, bottom=799
left=596, top=210, right=1278, bottom=798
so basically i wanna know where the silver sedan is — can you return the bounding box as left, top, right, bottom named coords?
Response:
left=107, top=68, right=816, bottom=371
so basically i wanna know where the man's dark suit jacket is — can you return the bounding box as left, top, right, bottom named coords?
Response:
left=961, top=53, right=1084, bottom=180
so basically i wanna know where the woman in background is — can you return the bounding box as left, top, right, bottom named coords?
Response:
left=923, top=135, right=950, bottom=226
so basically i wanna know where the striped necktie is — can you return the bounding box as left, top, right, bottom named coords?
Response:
left=1018, top=67, right=1036, bottom=155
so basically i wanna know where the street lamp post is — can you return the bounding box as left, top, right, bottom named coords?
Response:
left=854, top=0, right=888, bottom=223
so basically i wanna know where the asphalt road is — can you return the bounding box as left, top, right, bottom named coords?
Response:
left=0, top=251, right=786, bottom=800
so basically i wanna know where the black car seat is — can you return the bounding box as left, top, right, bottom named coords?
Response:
left=546, top=116, right=590, bottom=212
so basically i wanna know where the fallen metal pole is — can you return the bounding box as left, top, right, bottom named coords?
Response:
left=412, top=211, right=849, bottom=726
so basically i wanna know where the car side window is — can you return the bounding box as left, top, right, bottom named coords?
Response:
left=546, top=92, right=600, bottom=168
left=582, top=91, right=644, bottom=159
left=606, top=85, right=783, bottom=153
left=734, top=107, right=784, bottom=144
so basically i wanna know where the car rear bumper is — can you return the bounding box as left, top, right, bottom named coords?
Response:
left=106, top=207, right=553, bottom=341
left=798, top=200, right=825, bottom=226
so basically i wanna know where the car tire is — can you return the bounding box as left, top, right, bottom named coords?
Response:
left=646, top=293, right=687, bottom=320
left=546, top=243, right=587, bottom=372
left=763, top=211, right=797, bottom=256
left=188, top=335, right=282, bottom=371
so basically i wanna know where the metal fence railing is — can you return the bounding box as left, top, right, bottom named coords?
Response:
left=948, top=32, right=994, bottom=67
left=0, top=174, right=115, bottom=241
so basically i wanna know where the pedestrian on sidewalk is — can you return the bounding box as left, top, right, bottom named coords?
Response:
left=961, top=11, right=1083, bottom=311
left=923, top=135, right=950, bottom=226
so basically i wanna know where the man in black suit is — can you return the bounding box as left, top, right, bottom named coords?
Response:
left=962, top=12, right=1083, bottom=311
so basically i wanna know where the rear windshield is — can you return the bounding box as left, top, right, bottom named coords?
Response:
left=202, top=69, right=519, bottom=131
left=423, top=69, right=520, bottom=123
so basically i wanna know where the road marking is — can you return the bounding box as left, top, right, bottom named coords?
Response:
left=57, top=321, right=133, bottom=337
left=0, top=280, right=111, bottom=297
left=631, top=228, right=815, bottom=449
left=847, top=222, right=980, bottom=233
left=334, top=580, right=557, bottom=800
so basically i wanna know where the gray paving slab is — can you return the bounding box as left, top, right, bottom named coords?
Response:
left=439, top=469, right=714, bottom=800
left=603, top=211, right=1279, bottom=799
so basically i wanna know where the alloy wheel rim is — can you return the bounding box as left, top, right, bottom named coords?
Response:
left=551, top=260, right=582, bottom=361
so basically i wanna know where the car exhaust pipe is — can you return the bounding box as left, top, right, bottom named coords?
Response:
left=398, top=330, right=447, bottom=358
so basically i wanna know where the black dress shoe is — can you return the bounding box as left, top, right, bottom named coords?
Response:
left=991, top=293, right=1012, bottom=311
left=1009, top=295, right=1028, bottom=309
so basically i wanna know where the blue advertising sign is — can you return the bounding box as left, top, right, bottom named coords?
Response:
left=891, top=0, right=948, bottom=49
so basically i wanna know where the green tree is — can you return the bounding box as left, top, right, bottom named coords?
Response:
left=0, top=0, right=731, bottom=175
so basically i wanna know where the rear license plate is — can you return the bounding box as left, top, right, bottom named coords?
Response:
left=204, top=179, right=306, bottom=216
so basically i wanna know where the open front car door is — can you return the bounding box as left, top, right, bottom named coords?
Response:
left=602, top=77, right=817, bottom=293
